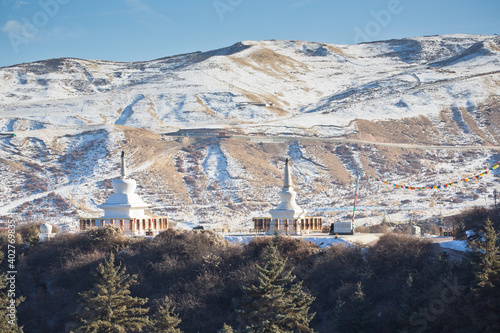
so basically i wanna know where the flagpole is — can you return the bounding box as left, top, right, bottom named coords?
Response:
left=494, top=189, right=498, bottom=210
left=351, top=172, right=361, bottom=235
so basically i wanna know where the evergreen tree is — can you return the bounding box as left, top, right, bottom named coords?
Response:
left=332, top=296, right=345, bottom=332
left=467, top=218, right=500, bottom=332
left=0, top=253, right=24, bottom=333
left=469, top=218, right=500, bottom=290
left=235, top=235, right=315, bottom=333
left=350, top=282, right=370, bottom=333
left=24, top=224, right=39, bottom=247
left=217, top=323, right=234, bottom=333
left=334, top=282, right=372, bottom=333
left=74, top=253, right=151, bottom=333
left=151, top=296, right=182, bottom=333
left=397, top=273, right=416, bottom=332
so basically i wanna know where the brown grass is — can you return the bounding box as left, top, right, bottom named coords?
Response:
left=438, top=109, right=461, bottom=142
left=145, top=97, right=164, bottom=124
left=141, top=155, right=190, bottom=202
left=75, top=114, right=92, bottom=124
left=116, top=125, right=165, bottom=164
left=222, top=139, right=284, bottom=188
left=352, top=116, right=440, bottom=145
left=302, top=142, right=351, bottom=185
left=487, top=41, right=500, bottom=52
left=196, top=95, right=220, bottom=118
left=228, top=46, right=310, bottom=116
left=113, top=126, right=193, bottom=202
left=478, top=95, right=500, bottom=144
left=0, top=157, right=25, bottom=171
left=358, top=153, right=377, bottom=180
left=326, top=45, right=350, bottom=58
left=248, top=47, right=308, bottom=72
left=230, top=47, right=308, bottom=79
left=351, top=119, right=395, bottom=143
left=460, top=106, right=494, bottom=145
left=48, top=137, right=65, bottom=155
left=239, top=91, right=290, bottom=116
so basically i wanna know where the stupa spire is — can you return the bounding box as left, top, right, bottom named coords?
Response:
left=268, top=158, right=304, bottom=233
left=121, top=151, right=126, bottom=178
left=283, top=158, right=292, bottom=188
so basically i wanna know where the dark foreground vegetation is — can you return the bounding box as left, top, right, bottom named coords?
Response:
left=0, top=208, right=499, bottom=332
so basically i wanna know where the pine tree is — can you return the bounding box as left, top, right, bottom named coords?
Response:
left=334, top=282, right=371, bottom=333
left=235, top=235, right=315, bottom=333
left=397, top=273, right=416, bottom=332
left=332, top=296, right=345, bottom=332
left=467, top=218, right=500, bottom=332
left=74, top=253, right=151, bottom=333
left=282, top=279, right=316, bottom=332
left=349, top=282, right=370, bottom=333
left=24, top=224, right=39, bottom=247
left=217, top=323, right=234, bottom=333
left=0, top=253, right=24, bottom=333
left=151, top=296, right=182, bottom=333
left=469, top=218, right=500, bottom=290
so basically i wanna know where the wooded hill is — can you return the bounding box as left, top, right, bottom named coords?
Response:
left=1, top=208, right=500, bottom=332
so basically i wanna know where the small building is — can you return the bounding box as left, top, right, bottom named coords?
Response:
left=253, top=159, right=323, bottom=235
left=332, top=221, right=354, bottom=235
left=79, top=151, right=169, bottom=236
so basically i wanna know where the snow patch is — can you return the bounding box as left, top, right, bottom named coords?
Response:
left=224, top=235, right=351, bottom=248
left=439, top=240, right=470, bottom=252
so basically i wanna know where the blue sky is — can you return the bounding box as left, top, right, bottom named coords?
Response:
left=0, top=0, right=499, bottom=68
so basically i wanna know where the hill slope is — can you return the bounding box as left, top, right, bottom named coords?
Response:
left=0, top=34, right=499, bottom=227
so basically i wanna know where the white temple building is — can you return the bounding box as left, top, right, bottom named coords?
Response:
left=253, top=158, right=323, bottom=235
left=79, top=151, right=169, bottom=236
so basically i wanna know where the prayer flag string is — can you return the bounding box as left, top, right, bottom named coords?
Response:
left=366, top=161, right=499, bottom=190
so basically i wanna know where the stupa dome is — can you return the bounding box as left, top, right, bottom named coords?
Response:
left=40, top=223, right=53, bottom=234
left=98, top=151, right=150, bottom=218
left=112, top=177, right=137, bottom=194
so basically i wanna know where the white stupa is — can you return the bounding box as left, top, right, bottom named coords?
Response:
left=253, top=158, right=323, bottom=235
left=98, top=151, right=150, bottom=218
left=269, top=158, right=305, bottom=220
left=39, top=223, right=55, bottom=241
left=79, top=151, right=169, bottom=236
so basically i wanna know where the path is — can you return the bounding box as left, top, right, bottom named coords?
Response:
left=429, top=237, right=466, bottom=261
left=167, top=130, right=500, bottom=151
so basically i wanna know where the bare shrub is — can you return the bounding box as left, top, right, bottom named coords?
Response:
left=355, top=223, right=390, bottom=233
left=84, top=225, right=124, bottom=245
left=366, top=234, right=431, bottom=282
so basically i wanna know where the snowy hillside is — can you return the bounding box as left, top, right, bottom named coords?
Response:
left=0, top=34, right=499, bottom=228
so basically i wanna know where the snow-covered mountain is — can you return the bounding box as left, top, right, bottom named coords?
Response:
left=1, top=34, right=499, bottom=228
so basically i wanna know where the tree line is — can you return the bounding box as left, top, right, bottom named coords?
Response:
left=0, top=207, right=499, bottom=332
